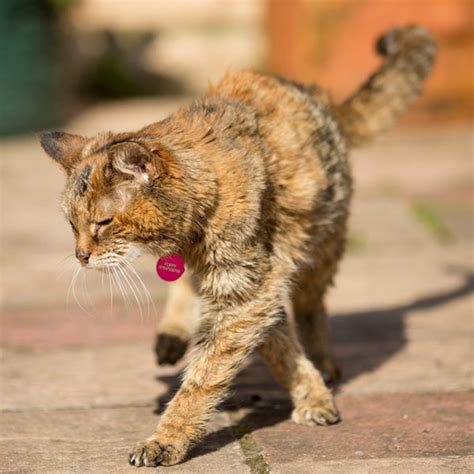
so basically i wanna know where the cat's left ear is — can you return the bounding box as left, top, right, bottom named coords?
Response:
left=109, top=141, right=159, bottom=183
left=39, top=131, right=88, bottom=173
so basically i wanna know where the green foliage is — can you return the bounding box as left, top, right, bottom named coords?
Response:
left=412, top=201, right=454, bottom=243
left=85, top=53, right=143, bottom=99
left=347, top=231, right=368, bottom=253
left=48, top=0, right=77, bottom=13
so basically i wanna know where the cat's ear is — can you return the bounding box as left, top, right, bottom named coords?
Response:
left=109, top=141, right=159, bottom=183
left=39, top=131, right=87, bottom=173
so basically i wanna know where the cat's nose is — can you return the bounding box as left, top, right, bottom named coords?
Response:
left=75, top=248, right=91, bottom=265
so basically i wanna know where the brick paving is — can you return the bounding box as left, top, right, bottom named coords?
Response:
left=0, top=100, right=472, bottom=472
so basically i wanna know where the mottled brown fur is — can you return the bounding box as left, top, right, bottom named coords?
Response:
left=40, top=26, right=435, bottom=467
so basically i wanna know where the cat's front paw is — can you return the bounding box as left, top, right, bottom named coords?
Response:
left=129, top=436, right=187, bottom=467
left=291, top=393, right=340, bottom=426
left=155, top=332, right=189, bottom=365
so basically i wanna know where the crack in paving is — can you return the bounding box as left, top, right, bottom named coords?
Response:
left=231, top=420, right=271, bottom=474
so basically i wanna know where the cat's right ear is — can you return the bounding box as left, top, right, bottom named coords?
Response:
left=39, top=131, right=88, bottom=173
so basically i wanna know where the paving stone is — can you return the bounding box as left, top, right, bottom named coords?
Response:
left=351, top=125, right=473, bottom=200
left=328, top=245, right=472, bottom=314
left=0, top=303, right=157, bottom=349
left=0, top=343, right=180, bottom=411
left=246, top=392, right=474, bottom=468
left=272, top=455, right=474, bottom=473
left=326, top=246, right=473, bottom=395
left=349, top=197, right=440, bottom=253
left=0, top=407, right=247, bottom=473
left=0, top=343, right=248, bottom=472
left=335, top=337, right=471, bottom=396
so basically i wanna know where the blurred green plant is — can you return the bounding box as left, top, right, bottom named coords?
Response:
left=347, top=231, right=368, bottom=253
left=80, top=31, right=184, bottom=99
left=85, top=53, right=143, bottom=99
left=48, top=0, right=77, bottom=13
left=0, top=0, right=67, bottom=135
left=412, top=201, right=454, bottom=243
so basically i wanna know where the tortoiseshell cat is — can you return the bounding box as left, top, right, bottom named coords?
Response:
left=40, top=26, right=435, bottom=467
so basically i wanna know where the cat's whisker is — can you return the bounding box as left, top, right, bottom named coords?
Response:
left=128, top=268, right=153, bottom=321
left=116, top=262, right=144, bottom=323
left=120, top=262, right=147, bottom=320
left=81, top=267, right=96, bottom=315
left=109, top=265, right=123, bottom=303
left=67, top=265, right=81, bottom=307
left=71, top=267, right=94, bottom=316
left=118, top=257, right=147, bottom=304
left=56, top=254, right=76, bottom=281
left=59, top=253, right=75, bottom=266
left=101, top=263, right=105, bottom=292
left=106, top=265, right=114, bottom=316
left=124, top=260, right=156, bottom=320
left=112, top=265, right=132, bottom=315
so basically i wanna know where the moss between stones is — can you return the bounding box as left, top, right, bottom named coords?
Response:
left=232, top=424, right=271, bottom=474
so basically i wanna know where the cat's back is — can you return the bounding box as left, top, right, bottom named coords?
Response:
left=208, top=70, right=350, bottom=219
left=208, top=69, right=331, bottom=123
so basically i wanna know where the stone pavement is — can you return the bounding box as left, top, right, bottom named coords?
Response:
left=1, top=99, right=473, bottom=472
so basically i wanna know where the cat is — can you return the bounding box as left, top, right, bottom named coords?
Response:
left=40, top=25, right=436, bottom=467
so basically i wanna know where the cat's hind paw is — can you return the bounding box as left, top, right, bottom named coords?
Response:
left=155, top=332, right=188, bottom=365
left=312, top=354, right=341, bottom=385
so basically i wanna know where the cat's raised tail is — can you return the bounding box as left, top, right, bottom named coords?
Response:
left=336, top=25, right=436, bottom=146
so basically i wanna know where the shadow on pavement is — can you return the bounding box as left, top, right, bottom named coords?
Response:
left=153, top=269, right=473, bottom=461
left=332, top=268, right=473, bottom=383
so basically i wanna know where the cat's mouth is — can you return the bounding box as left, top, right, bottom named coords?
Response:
left=84, top=245, right=142, bottom=270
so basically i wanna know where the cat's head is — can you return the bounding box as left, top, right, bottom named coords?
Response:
left=40, top=131, right=187, bottom=269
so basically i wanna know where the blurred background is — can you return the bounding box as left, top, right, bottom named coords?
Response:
left=0, top=0, right=472, bottom=347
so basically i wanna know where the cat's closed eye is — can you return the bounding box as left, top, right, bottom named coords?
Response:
left=96, top=217, right=113, bottom=226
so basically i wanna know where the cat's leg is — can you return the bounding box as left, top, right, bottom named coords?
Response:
left=258, top=316, right=340, bottom=426
left=155, top=273, right=199, bottom=365
left=292, top=265, right=341, bottom=383
left=130, top=269, right=336, bottom=467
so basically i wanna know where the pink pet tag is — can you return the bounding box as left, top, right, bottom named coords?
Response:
left=156, top=255, right=185, bottom=282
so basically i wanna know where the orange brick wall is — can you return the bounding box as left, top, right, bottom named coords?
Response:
left=267, top=0, right=474, bottom=125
